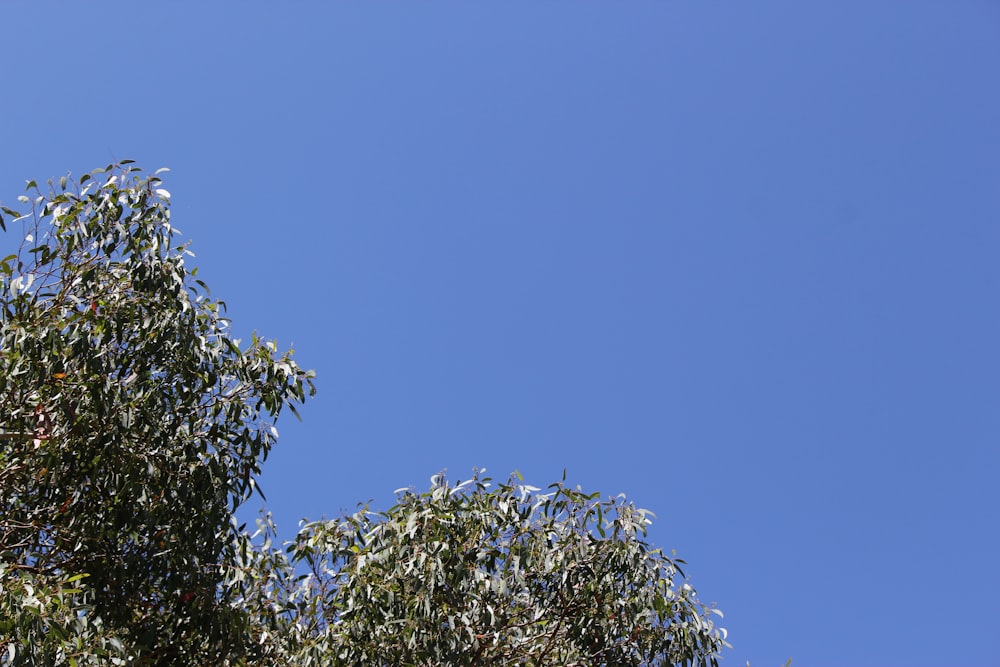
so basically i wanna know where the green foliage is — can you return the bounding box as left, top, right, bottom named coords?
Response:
left=250, top=471, right=728, bottom=666
left=0, top=164, right=726, bottom=666
left=0, top=164, right=314, bottom=665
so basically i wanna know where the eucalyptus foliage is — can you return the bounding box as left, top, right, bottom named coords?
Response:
left=250, top=472, right=728, bottom=667
left=0, top=164, right=726, bottom=667
left=0, top=164, right=314, bottom=665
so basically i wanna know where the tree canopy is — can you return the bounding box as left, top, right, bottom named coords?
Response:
left=0, top=163, right=315, bottom=664
left=0, top=164, right=727, bottom=666
left=272, top=471, right=729, bottom=666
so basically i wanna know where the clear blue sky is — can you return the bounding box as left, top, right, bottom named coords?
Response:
left=3, top=4, right=998, bottom=666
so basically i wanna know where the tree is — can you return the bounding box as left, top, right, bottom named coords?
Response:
left=266, top=471, right=729, bottom=666
left=0, top=164, right=315, bottom=665
left=0, top=164, right=727, bottom=666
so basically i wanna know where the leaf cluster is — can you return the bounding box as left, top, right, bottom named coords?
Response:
left=0, top=164, right=725, bottom=667
left=0, top=165, right=314, bottom=665
left=248, top=471, right=728, bottom=666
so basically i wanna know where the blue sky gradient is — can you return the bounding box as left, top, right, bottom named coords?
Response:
left=2, top=4, right=998, bottom=666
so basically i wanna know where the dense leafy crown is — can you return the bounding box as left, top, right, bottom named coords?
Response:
left=0, top=164, right=726, bottom=667
left=266, top=471, right=729, bottom=667
left=0, top=164, right=314, bottom=664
